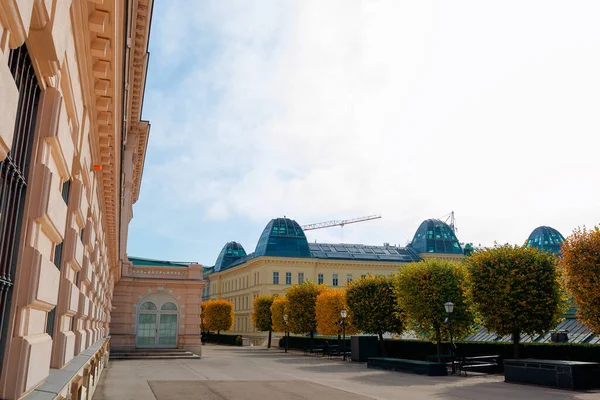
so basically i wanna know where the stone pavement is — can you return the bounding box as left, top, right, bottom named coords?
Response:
left=94, top=345, right=599, bottom=400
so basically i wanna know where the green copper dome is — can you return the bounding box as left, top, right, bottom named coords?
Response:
left=408, top=219, right=463, bottom=254
left=254, top=218, right=311, bottom=258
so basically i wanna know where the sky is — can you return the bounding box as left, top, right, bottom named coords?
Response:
left=128, top=0, right=600, bottom=265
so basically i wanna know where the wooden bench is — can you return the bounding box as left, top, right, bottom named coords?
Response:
left=367, top=357, right=448, bottom=376
left=327, top=346, right=351, bottom=359
left=458, top=355, right=499, bottom=376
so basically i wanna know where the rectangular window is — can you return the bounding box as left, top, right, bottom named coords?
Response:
left=285, top=272, right=292, bottom=285
left=61, top=180, right=71, bottom=205
left=333, top=274, right=339, bottom=286
left=347, top=274, right=353, bottom=283
left=80, top=228, right=85, bottom=242
left=318, top=273, right=323, bottom=285
left=54, top=242, right=63, bottom=270
left=46, top=308, right=56, bottom=338
left=273, top=271, right=279, bottom=284
left=298, top=272, right=304, bottom=284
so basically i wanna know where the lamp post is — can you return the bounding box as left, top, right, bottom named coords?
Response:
left=444, top=302, right=455, bottom=373
left=283, top=314, right=289, bottom=353
left=340, top=309, right=347, bottom=361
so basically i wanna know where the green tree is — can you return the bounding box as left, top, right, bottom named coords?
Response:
left=252, top=295, right=275, bottom=348
left=346, top=275, right=404, bottom=355
left=286, top=281, right=326, bottom=349
left=394, top=259, right=476, bottom=355
left=203, top=299, right=234, bottom=343
left=467, top=244, right=566, bottom=358
left=559, top=226, right=600, bottom=334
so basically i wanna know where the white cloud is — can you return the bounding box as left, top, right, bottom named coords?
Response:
left=141, top=0, right=600, bottom=250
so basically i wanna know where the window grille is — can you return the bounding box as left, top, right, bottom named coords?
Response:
left=0, top=44, right=41, bottom=375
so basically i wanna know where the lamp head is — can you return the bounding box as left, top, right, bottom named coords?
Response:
left=444, top=302, right=455, bottom=314
left=283, top=314, right=288, bottom=322
left=340, top=309, right=347, bottom=319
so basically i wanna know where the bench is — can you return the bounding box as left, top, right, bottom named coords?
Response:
left=367, top=357, right=448, bottom=376
left=327, top=346, right=351, bottom=359
left=303, top=345, right=325, bottom=356
left=458, top=355, right=499, bottom=376
left=504, top=359, right=600, bottom=390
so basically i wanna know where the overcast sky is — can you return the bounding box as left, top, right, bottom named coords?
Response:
left=128, top=0, right=600, bottom=265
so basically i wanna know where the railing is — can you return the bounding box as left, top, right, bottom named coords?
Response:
left=130, top=268, right=188, bottom=277
left=0, top=44, right=41, bottom=376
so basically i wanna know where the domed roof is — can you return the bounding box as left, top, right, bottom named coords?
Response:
left=214, top=241, right=247, bottom=272
left=255, top=217, right=311, bottom=258
left=408, top=219, right=463, bottom=254
left=525, top=226, right=565, bottom=254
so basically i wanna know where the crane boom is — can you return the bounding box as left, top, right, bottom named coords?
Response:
left=302, top=215, right=382, bottom=231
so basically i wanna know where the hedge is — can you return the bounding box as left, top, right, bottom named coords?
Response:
left=203, top=332, right=240, bottom=346
left=278, top=336, right=600, bottom=363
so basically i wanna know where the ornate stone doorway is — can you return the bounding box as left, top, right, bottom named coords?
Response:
left=136, top=294, right=179, bottom=348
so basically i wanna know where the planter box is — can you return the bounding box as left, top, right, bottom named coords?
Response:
left=368, top=357, right=447, bottom=376
left=504, top=359, right=600, bottom=390
left=351, top=336, right=379, bottom=362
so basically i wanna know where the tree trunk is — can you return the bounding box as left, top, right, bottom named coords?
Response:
left=310, top=331, right=314, bottom=351
left=338, top=331, right=341, bottom=348
left=512, top=330, right=520, bottom=359
left=435, top=326, right=442, bottom=360
left=378, top=332, right=386, bottom=356
left=268, top=330, right=272, bottom=348
left=217, top=330, right=220, bottom=344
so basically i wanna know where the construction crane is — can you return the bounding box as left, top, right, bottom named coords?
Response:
left=302, top=215, right=382, bottom=231
left=439, top=211, right=456, bottom=232
left=302, top=215, right=382, bottom=242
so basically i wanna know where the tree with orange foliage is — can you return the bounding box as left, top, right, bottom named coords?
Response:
left=270, top=296, right=288, bottom=333
left=203, top=299, right=234, bottom=343
left=316, top=288, right=357, bottom=337
left=559, top=226, right=600, bottom=335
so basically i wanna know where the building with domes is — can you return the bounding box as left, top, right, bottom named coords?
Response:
left=202, top=217, right=464, bottom=344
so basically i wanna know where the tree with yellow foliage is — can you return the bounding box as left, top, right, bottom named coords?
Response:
left=559, top=226, right=600, bottom=335
left=394, top=259, right=476, bottom=355
left=467, top=244, right=566, bottom=358
left=286, top=281, right=326, bottom=349
left=316, top=288, right=357, bottom=337
left=271, top=296, right=288, bottom=333
left=252, top=295, right=275, bottom=348
left=203, top=299, right=234, bottom=343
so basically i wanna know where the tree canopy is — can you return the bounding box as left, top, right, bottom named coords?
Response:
left=394, top=259, right=475, bottom=353
left=315, top=288, right=357, bottom=336
left=252, top=295, right=275, bottom=332
left=559, top=226, right=600, bottom=334
left=467, top=244, right=566, bottom=357
left=271, top=296, right=288, bottom=333
left=286, top=281, right=326, bottom=335
left=202, top=299, right=234, bottom=333
left=346, top=274, right=404, bottom=342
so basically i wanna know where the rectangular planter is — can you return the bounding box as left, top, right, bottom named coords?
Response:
left=504, top=359, right=600, bottom=390
left=368, top=357, right=447, bottom=376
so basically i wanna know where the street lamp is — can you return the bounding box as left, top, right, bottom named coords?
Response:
left=444, top=302, right=455, bottom=373
left=340, top=309, right=347, bottom=361
left=283, top=314, right=289, bottom=353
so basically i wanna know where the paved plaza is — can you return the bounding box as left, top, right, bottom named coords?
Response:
left=95, top=346, right=599, bottom=400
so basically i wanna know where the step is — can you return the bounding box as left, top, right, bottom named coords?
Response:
left=110, top=354, right=200, bottom=360
left=112, top=348, right=189, bottom=353
left=111, top=352, right=193, bottom=357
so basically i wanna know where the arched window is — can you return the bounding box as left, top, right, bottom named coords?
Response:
left=139, top=302, right=157, bottom=311
left=161, top=302, right=177, bottom=311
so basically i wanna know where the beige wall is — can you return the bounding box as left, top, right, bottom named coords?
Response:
left=0, top=0, right=152, bottom=399
left=206, top=257, right=410, bottom=340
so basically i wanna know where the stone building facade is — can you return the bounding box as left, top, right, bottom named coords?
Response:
left=0, top=0, right=154, bottom=398
left=111, top=257, right=205, bottom=355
